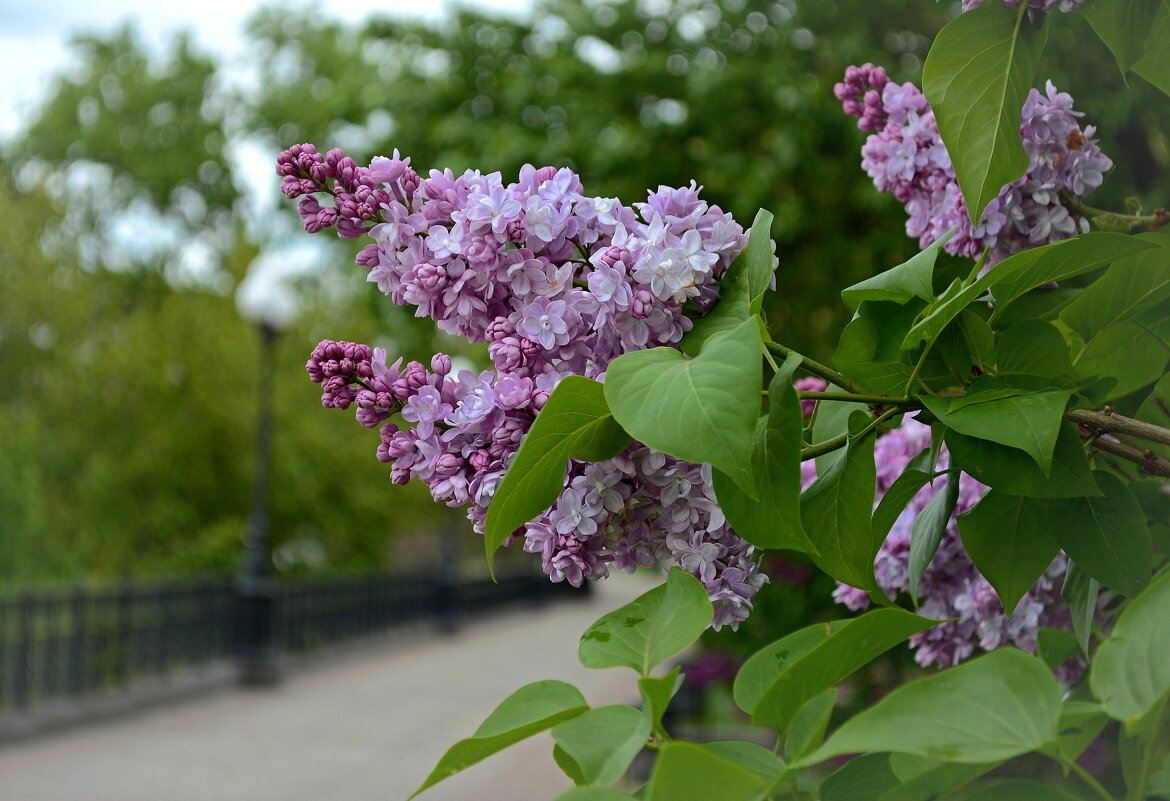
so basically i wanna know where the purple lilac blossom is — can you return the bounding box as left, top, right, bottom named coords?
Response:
left=819, top=416, right=1090, bottom=680
left=835, top=68, right=1111, bottom=266
left=287, top=144, right=770, bottom=628
left=962, top=0, right=1085, bottom=11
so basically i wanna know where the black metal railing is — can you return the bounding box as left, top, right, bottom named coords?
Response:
left=0, top=562, right=573, bottom=718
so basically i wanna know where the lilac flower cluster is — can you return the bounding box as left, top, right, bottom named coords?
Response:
left=814, top=408, right=1082, bottom=676
left=961, top=0, right=1085, bottom=11
left=835, top=66, right=1111, bottom=265
left=286, top=143, right=770, bottom=628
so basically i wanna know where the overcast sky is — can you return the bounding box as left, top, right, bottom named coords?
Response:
left=0, top=0, right=530, bottom=140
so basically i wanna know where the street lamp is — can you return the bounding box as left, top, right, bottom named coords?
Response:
left=234, top=255, right=300, bottom=686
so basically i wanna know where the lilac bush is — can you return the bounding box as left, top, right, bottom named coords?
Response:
left=835, top=65, right=1111, bottom=265
left=283, top=144, right=767, bottom=628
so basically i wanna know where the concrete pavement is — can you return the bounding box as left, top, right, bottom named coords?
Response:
left=0, top=574, right=658, bottom=801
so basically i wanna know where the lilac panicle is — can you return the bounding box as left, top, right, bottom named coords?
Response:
left=286, top=144, right=772, bottom=628
left=836, top=69, right=1111, bottom=266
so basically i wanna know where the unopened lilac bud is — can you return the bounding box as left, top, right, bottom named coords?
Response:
left=631, top=289, right=654, bottom=319
left=485, top=318, right=514, bottom=342
left=401, top=168, right=420, bottom=200
left=434, top=453, right=463, bottom=477
left=430, top=353, right=452, bottom=376
left=390, top=464, right=411, bottom=484
left=356, top=244, right=380, bottom=268
left=281, top=175, right=305, bottom=199
left=403, top=361, right=428, bottom=391
left=356, top=407, right=388, bottom=428
left=488, top=337, right=524, bottom=372
left=519, top=338, right=541, bottom=358
left=470, top=449, right=492, bottom=472
left=336, top=217, right=366, bottom=240
left=532, top=390, right=550, bottom=411
left=597, top=245, right=630, bottom=270
left=506, top=219, right=525, bottom=244
left=533, top=165, right=558, bottom=185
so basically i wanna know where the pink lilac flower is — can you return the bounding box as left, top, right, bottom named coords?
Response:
left=962, top=0, right=1085, bottom=11
left=836, top=69, right=1111, bottom=266
left=821, top=416, right=1094, bottom=681
left=285, top=144, right=770, bottom=628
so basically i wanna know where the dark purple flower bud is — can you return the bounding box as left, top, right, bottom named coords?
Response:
left=434, top=453, right=463, bottom=477
left=390, top=464, right=411, bottom=484
left=403, top=361, right=428, bottom=391
left=413, top=262, right=448, bottom=291
left=488, top=337, right=524, bottom=372
left=355, top=244, right=380, bottom=268
left=317, top=207, right=338, bottom=228
left=532, top=390, right=549, bottom=411
left=356, top=407, right=389, bottom=428
left=336, top=217, right=367, bottom=240
left=506, top=219, right=525, bottom=244
left=298, top=195, right=323, bottom=232
left=470, top=449, right=492, bottom=472
left=519, top=338, right=541, bottom=358
left=630, top=289, right=655, bottom=319
left=485, top=317, right=514, bottom=342
left=430, top=353, right=452, bottom=376
left=281, top=175, right=305, bottom=199
left=401, top=168, right=421, bottom=200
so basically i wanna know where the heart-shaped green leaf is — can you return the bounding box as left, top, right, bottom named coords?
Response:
left=605, top=316, right=762, bottom=496
left=484, top=376, right=630, bottom=572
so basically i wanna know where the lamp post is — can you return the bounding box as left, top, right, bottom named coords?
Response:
left=235, top=258, right=299, bottom=686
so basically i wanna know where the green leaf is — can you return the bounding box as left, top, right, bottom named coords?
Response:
left=922, top=2, right=1047, bottom=224
left=734, top=620, right=848, bottom=718
left=1083, top=0, right=1164, bottom=74
left=958, top=490, right=1060, bottom=615
left=879, top=758, right=996, bottom=801
left=646, top=741, right=768, bottom=801
left=871, top=448, right=933, bottom=546
left=1059, top=234, right=1170, bottom=344
left=554, top=789, right=637, bottom=801
left=714, top=353, right=817, bottom=554
left=578, top=568, right=714, bottom=676
left=1047, top=471, right=1152, bottom=597
left=842, top=231, right=953, bottom=312
left=945, top=422, right=1101, bottom=499
left=408, top=680, right=588, bottom=798
left=702, top=741, right=786, bottom=784
left=681, top=209, right=774, bottom=355
left=552, top=705, right=650, bottom=786
left=746, top=609, right=937, bottom=734
left=907, top=472, right=961, bottom=602
left=1056, top=701, right=1109, bottom=763
left=995, top=319, right=1077, bottom=380
left=963, top=781, right=1084, bottom=801
left=805, top=649, right=1063, bottom=765
left=638, top=666, right=682, bottom=732
left=988, top=232, right=1155, bottom=322
left=1061, top=561, right=1101, bottom=655
left=1150, top=754, right=1170, bottom=799
left=784, top=689, right=837, bottom=762
left=1133, top=1, right=1170, bottom=95
left=835, top=300, right=924, bottom=396
left=1136, top=371, right=1170, bottom=462
left=485, top=376, right=630, bottom=572
left=810, top=387, right=868, bottom=474
left=605, top=316, right=762, bottom=496
left=919, top=376, right=1072, bottom=474
left=1090, top=567, right=1170, bottom=722
left=820, top=754, right=901, bottom=801
left=1036, top=628, right=1081, bottom=671
left=553, top=744, right=589, bottom=785
left=1072, top=310, right=1170, bottom=399
left=801, top=412, right=880, bottom=593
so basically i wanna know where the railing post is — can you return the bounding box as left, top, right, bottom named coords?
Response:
left=236, top=321, right=280, bottom=686
left=68, top=587, right=87, bottom=697
left=15, top=591, right=32, bottom=712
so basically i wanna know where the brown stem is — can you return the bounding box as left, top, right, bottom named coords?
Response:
left=1081, top=434, right=1170, bottom=479
left=1066, top=409, right=1170, bottom=449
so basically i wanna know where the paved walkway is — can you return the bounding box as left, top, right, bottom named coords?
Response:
left=0, top=575, right=657, bottom=801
